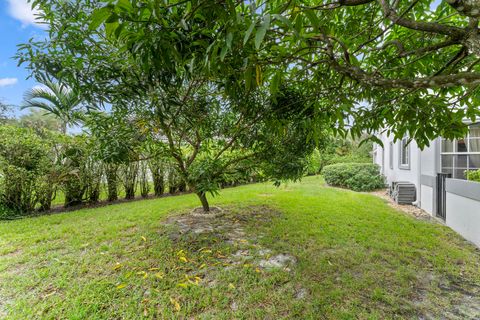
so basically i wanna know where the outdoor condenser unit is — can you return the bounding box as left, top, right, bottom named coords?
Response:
left=391, top=181, right=416, bottom=205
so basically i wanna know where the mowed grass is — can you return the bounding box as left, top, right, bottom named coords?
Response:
left=0, top=176, right=479, bottom=319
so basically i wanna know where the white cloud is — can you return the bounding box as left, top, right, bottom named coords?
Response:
left=6, top=0, right=43, bottom=27
left=32, top=84, right=47, bottom=90
left=0, top=78, right=18, bottom=87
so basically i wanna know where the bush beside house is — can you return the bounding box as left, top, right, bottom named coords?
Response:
left=466, top=169, right=480, bottom=183
left=305, top=138, right=373, bottom=175
left=323, top=163, right=385, bottom=191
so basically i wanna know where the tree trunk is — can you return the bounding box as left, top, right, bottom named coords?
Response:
left=196, top=192, right=210, bottom=212
left=178, top=180, right=186, bottom=192
left=121, top=162, right=138, bottom=200
left=38, top=187, right=54, bottom=211
left=153, top=176, right=164, bottom=196
left=125, top=186, right=135, bottom=199
left=106, top=165, right=118, bottom=202
left=168, top=169, right=177, bottom=194
left=89, top=185, right=100, bottom=203
left=152, top=171, right=164, bottom=196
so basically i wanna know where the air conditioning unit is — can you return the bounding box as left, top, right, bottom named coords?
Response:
left=391, top=181, right=416, bottom=205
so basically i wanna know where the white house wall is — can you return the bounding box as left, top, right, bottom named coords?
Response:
left=420, top=185, right=434, bottom=215
left=420, top=141, right=437, bottom=176
left=374, top=133, right=438, bottom=208
left=374, top=134, right=480, bottom=248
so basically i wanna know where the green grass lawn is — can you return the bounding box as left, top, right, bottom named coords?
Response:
left=1, top=176, right=479, bottom=319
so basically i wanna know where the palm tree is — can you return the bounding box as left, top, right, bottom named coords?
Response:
left=22, top=80, right=82, bottom=134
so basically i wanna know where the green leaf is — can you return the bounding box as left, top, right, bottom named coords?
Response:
left=255, top=64, right=262, bottom=86
left=255, top=14, right=270, bottom=50
left=272, top=14, right=292, bottom=29
left=114, top=23, right=125, bottom=38
left=179, top=19, right=188, bottom=30
left=226, top=32, right=233, bottom=49
left=220, top=45, right=228, bottom=61
left=139, top=7, right=151, bottom=20
left=304, top=9, right=319, bottom=30
left=105, top=22, right=119, bottom=38
left=89, top=7, right=112, bottom=30
left=243, top=20, right=256, bottom=45
left=244, top=66, right=253, bottom=91
left=270, top=70, right=281, bottom=95
left=116, top=0, right=133, bottom=13
left=106, top=13, right=119, bottom=24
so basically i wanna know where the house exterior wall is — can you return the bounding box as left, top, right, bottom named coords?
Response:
left=420, top=185, right=434, bottom=215
left=373, top=132, right=438, bottom=210
left=374, top=134, right=480, bottom=247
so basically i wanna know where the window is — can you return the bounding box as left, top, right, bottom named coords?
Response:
left=399, top=137, right=410, bottom=169
left=441, top=124, right=480, bottom=179
left=389, top=142, right=393, bottom=169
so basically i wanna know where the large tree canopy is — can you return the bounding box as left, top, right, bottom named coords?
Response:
left=17, top=0, right=323, bottom=211
left=17, top=0, right=480, bottom=149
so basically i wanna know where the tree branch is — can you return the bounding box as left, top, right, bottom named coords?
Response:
left=378, top=0, right=465, bottom=37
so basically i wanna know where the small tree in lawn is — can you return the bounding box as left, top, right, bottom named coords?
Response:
left=107, top=82, right=317, bottom=212
left=16, top=0, right=320, bottom=212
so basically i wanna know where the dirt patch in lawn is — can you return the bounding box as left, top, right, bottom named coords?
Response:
left=414, top=271, right=480, bottom=319
left=0, top=248, right=22, bottom=259
left=0, top=294, right=9, bottom=319
left=161, top=206, right=300, bottom=285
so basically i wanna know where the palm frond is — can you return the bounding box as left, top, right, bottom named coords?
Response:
left=21, top=80, right=83, bottom=125
left=21, top=100, right=57, bottom=115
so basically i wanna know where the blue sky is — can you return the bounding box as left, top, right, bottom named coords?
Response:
left=0, top=0, right=44, bottom=114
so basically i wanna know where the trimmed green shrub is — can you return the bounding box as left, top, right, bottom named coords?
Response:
left=323, top=163, right=385, bottom=191
left=0, top=126, right=57, bottom=214
left=466, top=169, right=480, bottom=182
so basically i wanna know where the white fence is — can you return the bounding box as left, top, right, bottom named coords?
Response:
left=419, top=176, right=480, bottom=247
left=445, top=179, right=480, bottom=247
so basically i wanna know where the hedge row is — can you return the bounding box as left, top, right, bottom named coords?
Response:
left=323, top=163, right=385, bottom=191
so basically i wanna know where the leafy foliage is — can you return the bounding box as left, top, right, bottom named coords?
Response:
left=0, top=126, right=57, bottom=214
left=18, top=109, right=65, bottom=133
left=0, top=118, right=283, bottom=217
left=0, top=101, right=11, bottom=124
left=323, top=163, right=385, bottom=192
left=305, top=137, right=373, bottom=175
left=15, top=0, right=480, bottom=210
left=21, top=80, right=83, bottom=133
left=466, top=169, right=480, bottom=182
left=16, top=0, right=480, bottom=150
